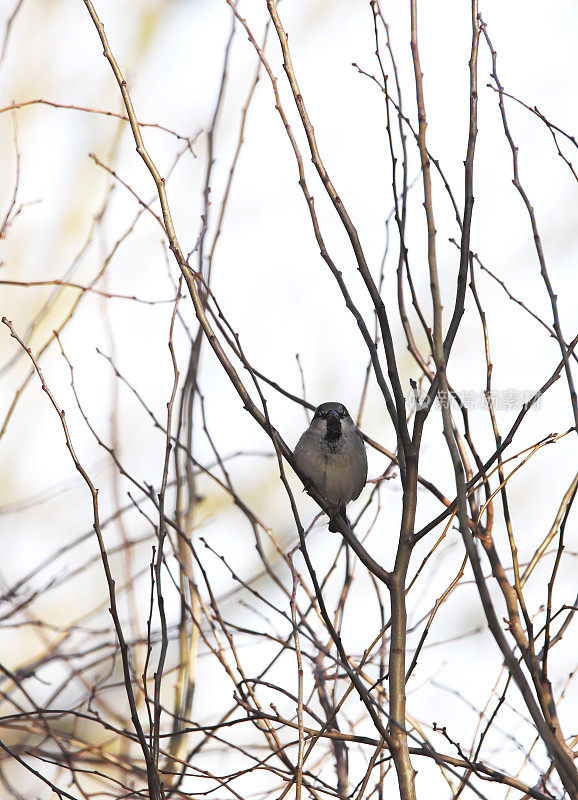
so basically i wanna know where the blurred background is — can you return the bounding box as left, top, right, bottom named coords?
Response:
left=0, top=0, right=577, bottom=797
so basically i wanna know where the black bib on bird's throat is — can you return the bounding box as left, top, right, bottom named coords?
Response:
left=325, top=416, right=341, bottom=442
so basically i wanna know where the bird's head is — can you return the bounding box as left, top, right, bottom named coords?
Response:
left=312, top=402, right=352, bottom=442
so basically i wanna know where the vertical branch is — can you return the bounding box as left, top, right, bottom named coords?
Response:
left=152, top=287, right=182, bottom=767
left=409, top=0, right=441, bottom=365
left=373, top=3, right=432, bottom=376
left=480, top=17, right=578, bottom=429
left=169, top=11, right=242, bottom=769
left=265, top=0, right=412, bottom=467
left=2, top=318, right=165, bottom=800
left=542, top=480, right=577, bottom=681
left=287, top=546, right=305, bottom=800
left=423, top=7, right=578, bottom=791
left=387, top=457, right=417, bottom=800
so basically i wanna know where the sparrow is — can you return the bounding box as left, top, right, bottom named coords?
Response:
left=293, top=402, right=367, bottom=531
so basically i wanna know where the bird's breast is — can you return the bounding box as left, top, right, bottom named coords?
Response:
left=294, top=429, right=366, bottom=505
left=322, top=451, right=363, bottom=504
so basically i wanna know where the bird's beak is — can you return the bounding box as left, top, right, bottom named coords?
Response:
left=327, top=410, right=340, bottom=421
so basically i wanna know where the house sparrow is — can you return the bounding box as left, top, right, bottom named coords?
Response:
left=294, top=402, right=367, bottom=531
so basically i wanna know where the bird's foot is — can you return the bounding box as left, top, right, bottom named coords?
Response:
left=328, top=503, right=348, bottom=532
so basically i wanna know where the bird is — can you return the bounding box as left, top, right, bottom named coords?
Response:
left=293, top=401, right=367, bottom=531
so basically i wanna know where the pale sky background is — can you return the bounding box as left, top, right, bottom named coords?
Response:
left=0, top=0, right=577, bottom=796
